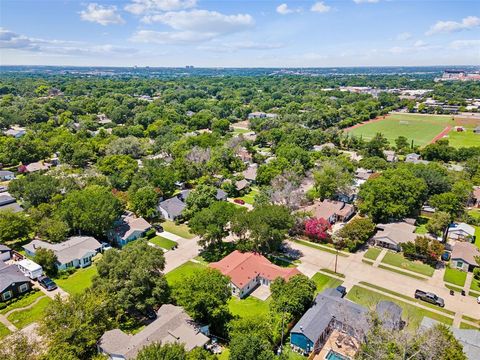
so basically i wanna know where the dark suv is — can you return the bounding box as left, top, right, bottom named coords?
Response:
left=38, top=276, right=57, bottom=291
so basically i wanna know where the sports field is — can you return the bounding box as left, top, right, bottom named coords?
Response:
left=345, top=113, right=454, bottom=147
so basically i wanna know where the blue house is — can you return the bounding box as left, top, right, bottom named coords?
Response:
left=290, top=289, right=402, bottom=356
left=110, top=212, right=152, bottom=248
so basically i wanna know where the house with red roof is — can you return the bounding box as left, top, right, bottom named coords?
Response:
left=210, top=250, right=301, bottom=298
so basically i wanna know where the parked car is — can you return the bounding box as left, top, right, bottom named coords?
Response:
left=415, top=289, right=445, bottom=307
left=234, top=198, right=245, bottom=205
left=441, top=251, right=451, bottom=261
left=38, top=276, right=57, bottom=291
left=101, top=242, right=112, bottom=252
left=145, top=307, right=157, bottom=320
left=153, top=224, right=164, bottom=232
left=336, top=285, right=347, bottom=298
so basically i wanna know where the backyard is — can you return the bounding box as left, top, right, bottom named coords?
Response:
left=55, top=266, right=98, bottom=295
left=149, top=236, right=177, bottom=250
left=161, top=221, right=195, bottom=239
left=381, top=252, right=435, bottom=277
left=238, top=187, right=259, bottom=205
left=345, top=114, right=454, bottom=147
left=228, top=296, right=271, bottom=318
left=346, top=286, right=453, bottom=330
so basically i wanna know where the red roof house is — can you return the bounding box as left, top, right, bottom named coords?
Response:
left=210, top=250, right=300, bottom=298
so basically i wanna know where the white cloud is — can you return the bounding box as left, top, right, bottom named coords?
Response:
left=276, top=4, right=299, bottom=15
left=125, top=0, right=196, bottom=15
left=130, top=30, right=214, bottom=44
left=198, top=41, right=284, bottom=52
left=426, top=16, right=480, bottom=35
left=449, top=39, right=480, bottom=49
left=353, top=0, right=379, bottom=3
left=142, top=10, right=254, bottom=31
left=413, top=40, right=428, bottom=48
left=0, top=28, right=135, bottom=56
left=311, top=2, right=331, bottom=13
left=80, top=3, right=125, bottom=26
left=396, top=32, right=412, bottom=41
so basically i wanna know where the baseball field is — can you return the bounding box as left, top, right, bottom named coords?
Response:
left=344, top=113, right=456, bottom=147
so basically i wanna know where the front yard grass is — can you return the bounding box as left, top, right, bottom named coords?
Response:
left=165, top=261, right=205, bottom=287
left=311, top=273, right=343, bottom=294
left=292, top=239, right=349, bottom=257
left=443, top=267, right=467, bottom=287
left=228, top=296, right=270, bottom=318
left=149, top=236, right=177, bottom=250
left=381, top=252, right=434, bottom=277
left=161, top=221, right=195, bottom=239
left=56, top=266, right=97, bottom=295
left=0, top=290, right=43, bottom=315
left=378, top=264, right=427, bottom=281
left=7, top=296, right=52, bottom=329
left=460, top=322, right=480, bottom=330
left=364, top=247, right=381, bottom=261
left=470, top=277, right=480, bottom=293
left=0, top=322, right=10, bottom=339
left=346, top=286, right=453, bottom=330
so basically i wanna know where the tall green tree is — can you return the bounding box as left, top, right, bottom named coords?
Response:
left=34, top=248, right=58, bottom=277
left=313, top=161, right=353, bottom=200
left=0, top=210, right=31, bottom=242
left=358, top=168, right=427, bottom=223
left=129, top=185, right=159, bottom=219
left=59, top=185, right=123, bottom=238
left=93, top=241, right=170, bottom=314
left=8, top=173, right=60, bottom=208
left=136, top=343, right=187, bottom=360
left=97, top=154, right=138, bottom=190
left=172, top=268, right=231, bottom=334
left=270, top=274, right=316, bottom=319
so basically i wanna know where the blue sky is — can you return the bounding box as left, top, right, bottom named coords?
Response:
left=0, top=0, right=479, bottom=67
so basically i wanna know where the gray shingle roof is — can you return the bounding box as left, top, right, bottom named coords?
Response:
left=23, top=236, right=101, bottom=265
left=291, top=289, right=370, bottom=343
left=98, top=304, right=209, bottom=359
left=158, top=196, right=187, bottom=219
left=0, top=263, right=30, bottom=293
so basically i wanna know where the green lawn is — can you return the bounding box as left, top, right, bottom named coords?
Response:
left=446, top=127, right=480, bottom=148
left=161, top=221, right=195, bottom=239
left=238, top=187, right=259, bottom=205
left=0, top=290, right=43, bottom=315
left=165, top=261, right=205, bottom=287
left=228, top=296, right=270, bottom=318
left=311, top=273, right=343, bottom=294
left=55, top=266, right=97, bottom=295
left=460, top=322, right=480, bottom=330
left=378, top=265, right=428, bottom=281
left=470, top=278, right=480, bottom=293
left=232, top=127, right=250, bottom=135
left=443, top=267, right=467, bottom=287
left=149, top=236, right=177, bottom=250
left=364, top=247, right=382, bottom=261
left=217, top=348, right=230, bottom=360
left=0, top=322, right=10, bottom=339
left=382, top=252, right=434, bottom=277
left=346, top=113, right=454, bottom=147
left=346, top=286, right=453, bottom=330
left=7, top=297, right=52, bottom=329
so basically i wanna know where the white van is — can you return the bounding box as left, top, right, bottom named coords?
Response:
left=17, top=259, right=43, bottom=280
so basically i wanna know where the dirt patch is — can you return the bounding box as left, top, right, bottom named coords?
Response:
left=429, top=126, right=452, bottom=144
left=454, top=117, right=480, bottom=127
left=232, top=120, right=250, bottom=129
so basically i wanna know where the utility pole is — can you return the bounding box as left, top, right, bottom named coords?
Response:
left=334, top=248, right=338, bottom=273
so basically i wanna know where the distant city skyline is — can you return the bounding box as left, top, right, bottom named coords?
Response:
left=1, top=0, right=479, bottom=67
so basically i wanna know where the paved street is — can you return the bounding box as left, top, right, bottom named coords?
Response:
left=288, top=240, right=480, bottom=321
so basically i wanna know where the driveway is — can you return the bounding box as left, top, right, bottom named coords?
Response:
left=288, top=240, right=480, bottom=320
left=33, top=282, right=69, bottom=300
left=163, top=232, right=201, bottom=273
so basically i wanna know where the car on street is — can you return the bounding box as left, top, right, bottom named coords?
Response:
left=38, top=275, right=57, bottom=291
left=415, top=289, right=445, bottom=307
left=336, top=285, right=347, bottom=297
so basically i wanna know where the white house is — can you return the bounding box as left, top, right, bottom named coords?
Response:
left=23, top=236, right=102, bottom=270
left=448, top=223, right=475, bottom=242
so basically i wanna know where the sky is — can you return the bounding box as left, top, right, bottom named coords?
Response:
left=0, top=0, right=479, bottom=67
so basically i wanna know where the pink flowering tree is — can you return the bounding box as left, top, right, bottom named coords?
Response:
left=304, top=217, right=331, bottom=243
